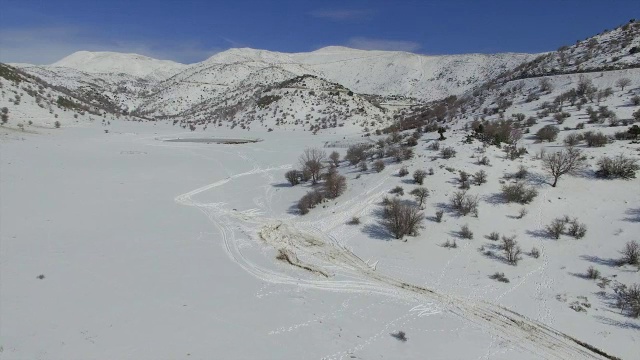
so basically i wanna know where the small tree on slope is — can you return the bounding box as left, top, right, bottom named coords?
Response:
left=542, top=147, right=586, bottom=187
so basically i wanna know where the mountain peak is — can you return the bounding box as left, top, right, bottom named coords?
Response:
left=50, top=51, right=186, bottom=79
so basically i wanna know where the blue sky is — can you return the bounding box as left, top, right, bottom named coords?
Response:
left=1, top=0, right=639, bottom=64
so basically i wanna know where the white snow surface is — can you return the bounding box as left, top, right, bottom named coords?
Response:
left=2, top=96, right=639, bottom=359
left=51, top=51, right=187, bottom=80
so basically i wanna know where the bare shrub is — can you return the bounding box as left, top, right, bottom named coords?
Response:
left=459, top=224, right=473, bottom=239
left=344, top=144, right=370, bottom=165
left=501, top=235, right=522, bottom=265
left=298, top=190, right=324, bottom=215
left=563, top=133, right=583, bottom=146
left=567, top=219, right=587, bottom=239
left=442, top=239, right=458, bottom=248
left=542, top=147, right=586, bottom=187
left=324, top=170, right=347, bottom=199
left=621, top=241, right=640, bottom=266
left=473, top=170, right=487, bottom=185
left=584, top=131, right=608, bottom=147
left=285, top=170, right=301, bottom=186
left=530, top=247, right=540, bottom=258
left=489, top=272, right=510, bottom=283
left=435, top=210, right=444, bottom=223
left=390, top=186, right=404, bottom=196
left=586, top=266, right=600, bottom=280
left=517, top=207, right=528, bottom=219
left=373, top=160, right=385, bottom=172
left=450, top=190, right=479, bottom=217
left=487, top=231, right=500, bottom=241
left=514, top=165, right=528, bottom=179
left=501, top=182, right=538, bottom=204
left=616, top=283, right=640, bottom=318
left=596, top=155, right=639, bottom=179
left=477, top=156, right=490, bottom=166
left=359, top=161, right=368, bottom=172
left=440, top=147, right=457, bottom=159
left=398, top=166, right=409, bottom=177
left=427, top=141, right=440, bottom=151
left=413, top=169, right=427, bottom=185
left=546, top=218, right=567, bottom=239
left=347, top=217, right=361, bottom=225
left=382, top=198, right=425, bottom=239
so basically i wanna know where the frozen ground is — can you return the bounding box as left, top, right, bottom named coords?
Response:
left=1, top=119, right=638, bottom=359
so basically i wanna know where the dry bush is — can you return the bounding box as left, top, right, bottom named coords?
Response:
left=382, top=198, right=425, bottom=239
left=621, top=241, right=640, bottom=266
left=324, top=170, right=347, bottom=199
left=473, top=170, right=487, bottom=185
left=501, top=235, right=522, bottom=265
left=459, top=224, right=473, bottom=239
left=536, top=125, right=560, bottom=142
left=501, top=182, right=538, bottom=204
left=450, top=190, right=479, bottom=217
left=373, top=160, right=385, bottom=172
left=440, top=147, right=457, bottom=159
left=413, top=170, right=427, bottom=185
left=567, top=219, right=587, bottom=239
left=586, top=266, right=600, bottom=280
left=596, top=155, right=639, bottom=179
left=616, top=283, right=640, bottom=318
left=435, top=210, right=444, bottom=223
left=285, top=170, right=301, bottom=186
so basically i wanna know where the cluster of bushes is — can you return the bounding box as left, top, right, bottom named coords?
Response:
left=450, top=190, right=479, bottom=217
left=470, top=119, right=522, bottom=146
left=501, top=182, right=538, bottom=204
left=289, top=148, right=348, bottom=214
left=381, top=198, right=424, bottom=239
left=536, top=125, right=560, bottom=142
left=545, top=216, right=587, bottom=239
left=596, top=154, right=639, bottom=179
left=616, top=283, right=640, bottom=318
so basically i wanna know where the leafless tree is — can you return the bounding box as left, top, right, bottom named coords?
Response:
left=542, top=147, right=586, bottom=187
left=324, top=170, right=347, bottom=199
left=539, top=78, right=553, bottom=93
left=616, top=77, right=631, bottom=91
left=299, top=148, right=326, bottom=184
left=409, top=187, right=429, bottom=208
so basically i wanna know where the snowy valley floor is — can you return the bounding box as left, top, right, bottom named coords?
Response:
left=1, top=121, right=638, bottom=359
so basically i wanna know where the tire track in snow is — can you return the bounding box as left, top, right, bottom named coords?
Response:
left=175, top=162, right=618, bottom=360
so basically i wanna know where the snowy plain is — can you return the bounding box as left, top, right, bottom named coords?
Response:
left=1, top=111, right=638, bottom=359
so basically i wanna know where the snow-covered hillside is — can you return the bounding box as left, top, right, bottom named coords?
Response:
left=51, top=51, right=187, bottom=80
left=10, top=45, right=537, bottom=130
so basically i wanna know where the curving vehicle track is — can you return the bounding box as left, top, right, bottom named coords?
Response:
left=174, top=152, right=620, bottom=360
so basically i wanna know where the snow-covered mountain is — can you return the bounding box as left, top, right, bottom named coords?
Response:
left=51, top=51, right=187, bottom=80
left=10, top=46, right=537, bottom=130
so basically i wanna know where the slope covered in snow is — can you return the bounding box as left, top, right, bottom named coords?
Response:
left=51, top=51, right=187, bottom=80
